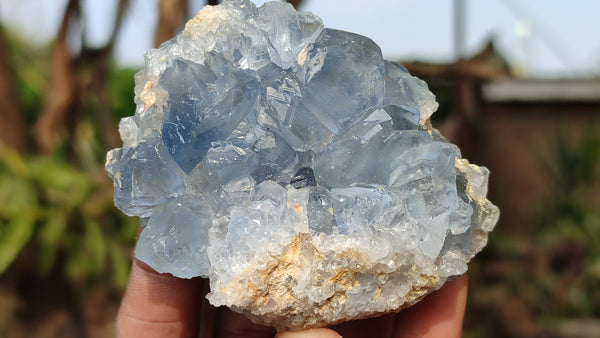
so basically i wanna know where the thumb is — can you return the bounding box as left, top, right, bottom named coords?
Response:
left=275, top=328, right=342, bottom=338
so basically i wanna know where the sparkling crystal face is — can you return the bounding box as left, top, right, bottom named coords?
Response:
left=105, top=0, right=499, bottom=330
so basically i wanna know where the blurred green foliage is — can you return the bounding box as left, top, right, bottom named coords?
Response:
left=3, top=29, right=49, bottom=123
left=0, top=138, right=139, bottom=290
left=0, top=28, right=140, bottom=291
left=467, top=128, right=600, bottom=336
left=109, top=68, right=139, bottom=121
left=533, top=130, right=600, bottom=317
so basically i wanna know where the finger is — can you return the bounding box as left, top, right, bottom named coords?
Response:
left=329, top=312, right=395, bottom=338
left=116, top=259, right=203, bottom=338
left=275, top=328, right=342, bottom=338
left=214, top=307, right=276, bottom=338
left=392, top=274, right=468, bottom=338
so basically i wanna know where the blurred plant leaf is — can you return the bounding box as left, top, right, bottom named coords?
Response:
left=64, top=242, right=87, bottom=282
left=31, top=157, right=90, bottom=209
left=83, top=219, right=106, bottom=273
left=0, top=25, right=142, bottom=295
left=0, top=216, right=35, bottom=274
left=107, top=239, right=130, bottom=290
left=108, top=68, right=137, bottom=120
left=531, top=126, right=600, bottom=319
left=0, top=143, right=29, bottom=177
left=36, top=210, right=67, bottom=274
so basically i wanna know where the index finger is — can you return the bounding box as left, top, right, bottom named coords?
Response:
left=392, top=274, right=468, bottom=338
left=116, top=258, right=203, bottom=338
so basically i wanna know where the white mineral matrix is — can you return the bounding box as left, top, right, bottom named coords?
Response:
left=106, top=0, right=499, bottom=330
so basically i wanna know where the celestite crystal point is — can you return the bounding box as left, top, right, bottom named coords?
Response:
left=105, top=0, right=499, bottom=330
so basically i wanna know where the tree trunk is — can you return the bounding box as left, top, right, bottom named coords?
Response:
left=82, top=0, right=131, bottom=150
left=33, top=0, right=80, bottom=154
left=288, top=0, right=304, bottom=9
left=0, top=26, right=29, bottom=152
left=34, top=0, right=132, bottom=154
left=154, top=0, right=188, bottom=48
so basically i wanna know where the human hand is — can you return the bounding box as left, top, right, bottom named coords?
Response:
left=117, top=258, right=467, bottom=338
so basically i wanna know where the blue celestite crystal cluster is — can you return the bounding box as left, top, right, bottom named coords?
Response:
left=106, top=0, right=499, bottom=330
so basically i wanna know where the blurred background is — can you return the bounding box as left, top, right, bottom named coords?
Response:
left=0, top=0, right=599, bottom=337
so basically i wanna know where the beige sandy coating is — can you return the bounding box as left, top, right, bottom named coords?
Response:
left=209, top=234, right=439, bottom=330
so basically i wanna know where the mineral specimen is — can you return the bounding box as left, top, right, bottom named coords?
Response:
left=106, top=0, right=499, bottom=330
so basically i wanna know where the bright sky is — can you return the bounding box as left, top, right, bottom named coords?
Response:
left=1, top=0, right=599, bottom=78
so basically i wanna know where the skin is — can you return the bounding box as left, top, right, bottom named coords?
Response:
left=117, top=258, right=468, bottom=338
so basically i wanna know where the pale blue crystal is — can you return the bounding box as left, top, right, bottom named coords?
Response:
left=383, top=61, right=439, bottom=122
left=229, top=181, right=288, bottom=241
left=331, top=186, right=393, bottom=234
left=209, top=181, right=288, bottom=277
left=136, top=195, right=214, bottom=278
left=255, top=1, right=324, bottom=69
left=307, top=187, right=335, bottom=234
left=160, top=55, right=259, bottom=173
left=105, top=0, right=498, bottom=290
left=106, top=141, right=186, bottom=217
left=188, top=141, right=259, bottom=214
left=294, top=29, right=385, bottom=148
left=252, top=131, right=298, bottom=183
